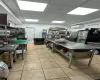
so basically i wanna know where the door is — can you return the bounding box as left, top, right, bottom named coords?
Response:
left=25, top=27, right=35, bottom=41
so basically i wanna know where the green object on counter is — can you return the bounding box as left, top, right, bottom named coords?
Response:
left=12, top=40, right=27, bottom=43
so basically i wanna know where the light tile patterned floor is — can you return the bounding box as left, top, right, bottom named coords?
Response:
left=8, top=43, right=100, bottom=80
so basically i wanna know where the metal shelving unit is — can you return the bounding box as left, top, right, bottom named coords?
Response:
left=46, top=27, right=67, bottom=39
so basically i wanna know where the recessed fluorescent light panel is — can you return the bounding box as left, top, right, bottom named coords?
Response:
left=67, top=7, right=99, bottom=15
left=25, top=19, right=39, bottom=22
left=51, top=21, right=65, bottom=23
left=17, top=0, right=47, bottom=12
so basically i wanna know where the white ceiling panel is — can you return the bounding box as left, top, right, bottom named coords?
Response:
left=59, top=14, right=96, bottom=24
left=60, top=15, right=85, bottom=21
left=22, top=11, right=69, bottom=24
left=82, top=0, right=100, bottom=9
left=50, top=0, right=88, bottom=6
left=45, top=4, right=76, bottom=14
left=3, top=0, right=18, bottom=10
left=86, top=10, right=100, bottom=18
left=22, top=11, right=65, bottom=20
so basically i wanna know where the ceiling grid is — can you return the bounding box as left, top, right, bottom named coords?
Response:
left=0, top=0, right=100, bottom=25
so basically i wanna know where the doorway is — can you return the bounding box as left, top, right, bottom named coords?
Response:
left=25, top=27, right=35, bottom=42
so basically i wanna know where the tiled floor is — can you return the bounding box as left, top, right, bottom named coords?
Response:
left=8, top=43, right=100, bottom=80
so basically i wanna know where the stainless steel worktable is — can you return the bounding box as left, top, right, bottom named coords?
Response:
left=54, top=41, right=100, bottom=50
left=9, top=42, right=27, bottom=59
left=0, top=44, right=18, bottom=51
left=0, top=44, right=19, bottom=68
left=46, top=39, right=100, bottom=68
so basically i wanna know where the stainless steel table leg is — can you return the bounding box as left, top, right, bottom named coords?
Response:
left=22, top=44, right=26, bottom=60
left=9, top=51, right=13, bottom=68
left=51, top=48, right=54, bottom=52
left=88, top=50, right=94, bottom=66
left=68, top=57, right=73, bottom=68
left=13, top=50, right=17, bottom=62
left=25, top=44, right=27, bottom=51
left=24, top=44, right=27, bottom=55
left=19, top=45, right=24, bottom=60
left=51, top=43, right=55, bottom=52
left=68, top=50, right=74, bottom=68
left=22, top=48, right=24, bottom=60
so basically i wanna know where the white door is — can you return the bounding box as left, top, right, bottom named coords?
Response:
left=25, top=27, right=35, bottom=41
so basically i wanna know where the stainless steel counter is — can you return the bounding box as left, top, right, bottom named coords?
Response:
left=46, top=39, right=100, bottom=68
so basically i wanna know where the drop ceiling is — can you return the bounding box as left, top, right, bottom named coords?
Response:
left=1, top=0, right=100, bottom=25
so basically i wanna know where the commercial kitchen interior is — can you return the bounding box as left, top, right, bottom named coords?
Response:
left=1, top=0, right=100, bottom=80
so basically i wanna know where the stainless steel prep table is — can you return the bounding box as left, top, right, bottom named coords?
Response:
left=46, top=39, right=100, bottom=68
left=0, top=44, right=19, bottom=68
left=9, top=42, right=27, bottom=59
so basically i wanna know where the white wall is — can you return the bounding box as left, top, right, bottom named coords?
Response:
left=70, top=22, right=100, bottom=31
left=84, top=22, right=100, bottom=29
left=9, top=21, right=16, bottom=27
left=16, top=24, right=69, bottom=40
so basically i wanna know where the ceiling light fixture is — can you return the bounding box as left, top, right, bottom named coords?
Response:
left=17, top=0, right=47, bottom=12
left=25, top=19, right=39, bottom=22
left=67, top=7, right=99, bottom=15
left=51, top=21, right=65, bottom=23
